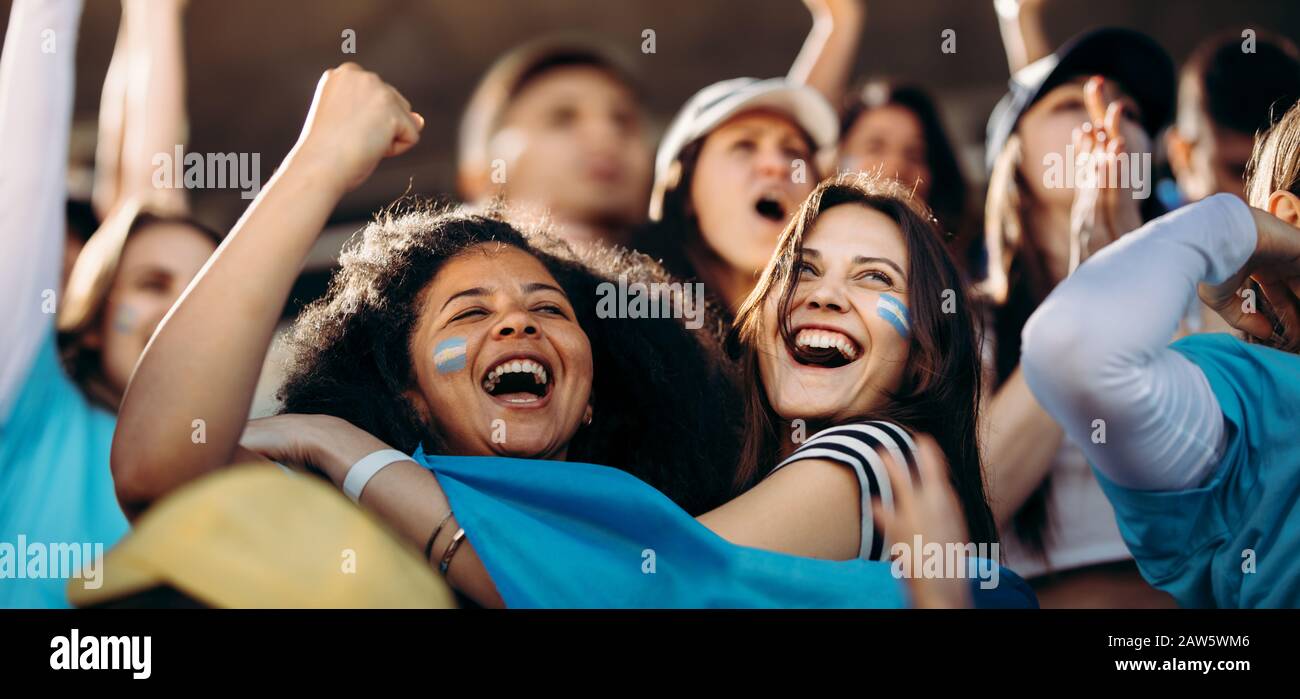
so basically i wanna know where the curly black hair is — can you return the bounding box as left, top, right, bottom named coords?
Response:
left=276, top=201, right=742, bottom=515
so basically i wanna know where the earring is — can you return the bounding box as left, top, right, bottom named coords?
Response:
left=583, top=406, right=594, bottom=426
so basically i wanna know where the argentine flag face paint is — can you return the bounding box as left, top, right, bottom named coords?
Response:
left=433, top=337, right=468, bottom=373
left=876, top=293, right=910, bottom=339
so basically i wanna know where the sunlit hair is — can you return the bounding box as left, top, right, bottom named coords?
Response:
left=729, top=172, right=997, bottom=546
left=1245, top=98, right=1300, bottom=208
left=57, top=198, right=222, bottom=410
left=1241, top=98, right=1300, bottom=355
left=981, top=135, right=1033, bottom=307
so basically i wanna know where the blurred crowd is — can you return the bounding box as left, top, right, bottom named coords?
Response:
left=4, top=0, right=1300, bottom=610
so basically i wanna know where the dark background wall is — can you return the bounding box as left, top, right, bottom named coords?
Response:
left=6, top=0, right=1300, bottom=230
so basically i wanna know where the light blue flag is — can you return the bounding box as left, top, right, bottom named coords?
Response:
left=414, top=449, right=1036, bottom=609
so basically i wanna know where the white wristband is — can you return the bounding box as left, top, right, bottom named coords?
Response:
left=342, top=449, right=414, bottom=502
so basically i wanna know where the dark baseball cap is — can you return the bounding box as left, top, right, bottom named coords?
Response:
left=985, top=27, right=1176, bottom=172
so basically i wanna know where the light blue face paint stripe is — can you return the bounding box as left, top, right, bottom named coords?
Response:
left=112, top=306, right=136, bottom=334
left=878, top=305, right=909, bottom=338
left=877, top=293, right=910, bottom=338
left=433, top=337, right=468, bottom=373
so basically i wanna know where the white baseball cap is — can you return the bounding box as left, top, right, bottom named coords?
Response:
left=649, top=77, right=839, bottom=221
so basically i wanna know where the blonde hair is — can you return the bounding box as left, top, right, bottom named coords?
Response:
left=1245, top=98, right=1300, bottom=208
left=982, top=134, right=1028, bottom=305
left=59, top=199, right=144, bottom=338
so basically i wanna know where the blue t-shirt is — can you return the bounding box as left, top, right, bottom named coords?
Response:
left=415, top=447, right=1036, bottom=609
left=1096, top=333, right=1300, bottom=608
left=0, top=332, right=127, bottom=608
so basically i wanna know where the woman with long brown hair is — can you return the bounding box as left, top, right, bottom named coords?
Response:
left=707, top=172, right=996, bottom=568
left=980, top=28, right=1177, bottom=607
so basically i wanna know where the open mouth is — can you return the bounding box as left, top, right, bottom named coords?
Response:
left=754, top=193, right=787, bottom=222
left=481, top=355, right=553, bottom=405
left=789, top=327, right=862, bottom=369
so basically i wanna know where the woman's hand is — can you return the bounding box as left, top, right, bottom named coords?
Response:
left=790, top=0, right=866, bottom=106
left=239, top=414, right=394, bottom=486
left=994, top=0, right=1049, bottom=73
left=874, top=434, right=974, bottom=609
left=289, top=63, right=425, bottom=195
left=1200, top=206, right=1300, bottom=351
left=1068, top=76, right=1143, bottom=275
left=111, top=65, right=420, bottom=517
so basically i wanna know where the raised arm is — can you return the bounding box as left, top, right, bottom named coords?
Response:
left=1020, top=194, right=1265, bottom=490
left=994, top=0, right=1050, bottom=74
left=983, top=78, right=1143, bottom=523
left=0, top=0, right=83, bottom=423
left=93, top=0, right=191, bottom=218
left=111, top=63, right=424, bottom=517
left=787, top=0, right=865, bottom=109
left=91, top=9, right=128, bottom=220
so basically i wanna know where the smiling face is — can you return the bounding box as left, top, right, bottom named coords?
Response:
left=494, top=66, right=651, bottom=232
left=839, top=105, right=932, bottom=200
left=405, top=244, right=593, bottom=460
left=690, top=110, right=817, bottom=277
left=756, top=203, right=912, bottom=423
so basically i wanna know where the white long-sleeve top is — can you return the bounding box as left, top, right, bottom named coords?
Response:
left=1021, top=193, right=1257, bottom=492
left=0, top=0, right=82, bottom=425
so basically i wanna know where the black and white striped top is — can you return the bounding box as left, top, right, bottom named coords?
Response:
left=767, top=421, right=920, bottom=562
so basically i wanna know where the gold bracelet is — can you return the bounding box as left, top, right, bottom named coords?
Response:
left=438, top=528, right=467, bottom=575
left=423, top=511, right=454, bottom=563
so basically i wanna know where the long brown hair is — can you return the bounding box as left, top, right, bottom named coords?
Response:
left=729, top=172, right=997, bottom=546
